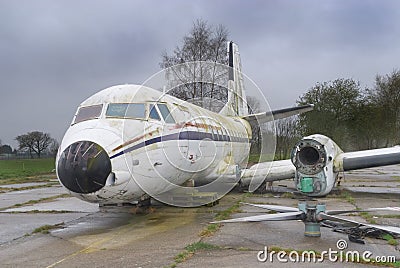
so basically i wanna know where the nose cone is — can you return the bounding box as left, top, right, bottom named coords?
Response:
left=57, top=141, right=111, bottom=194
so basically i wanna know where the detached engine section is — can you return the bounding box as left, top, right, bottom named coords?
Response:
left=291, top=134, right=343, bottom=196
left=242, top=133, right=400, bottom=197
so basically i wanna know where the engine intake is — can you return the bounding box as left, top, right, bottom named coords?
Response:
left=294, top=140, right=327, bottom=175
left=298, top=146, right=320, bottom=166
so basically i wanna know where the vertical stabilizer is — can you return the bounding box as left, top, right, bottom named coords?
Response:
left=220, top=41, right=248, bottom=116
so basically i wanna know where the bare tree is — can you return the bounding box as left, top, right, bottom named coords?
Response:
left=15, top=134, right=33, bottom=158
left=48, top=138, right=60, bottom=157
left=247, top=96, right=262, bottom=154
left=16, top=131, right=52, bottom=158
left=275, top=117, right=301, bottom=159
left=160, top=19, right=229, bottom=108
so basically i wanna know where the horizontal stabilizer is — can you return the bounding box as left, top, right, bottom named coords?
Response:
left=242, top=104, right=313, bottom=124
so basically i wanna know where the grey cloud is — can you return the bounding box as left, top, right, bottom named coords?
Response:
left=0, top=0, right=399, bottom=148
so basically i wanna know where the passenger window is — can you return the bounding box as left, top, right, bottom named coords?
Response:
left=216, top=128, right=221, bottom=141
left=157, top=103, right=175, bottom=124
left=149, top=104, right=161, bottom=120
left=73, top=104, right=103, bottom=124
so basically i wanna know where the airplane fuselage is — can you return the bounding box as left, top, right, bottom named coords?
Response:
left=56, top=84, right=251, bottom=204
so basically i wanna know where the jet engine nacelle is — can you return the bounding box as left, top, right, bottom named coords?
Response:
left=291, top=134, right=343, bottom=196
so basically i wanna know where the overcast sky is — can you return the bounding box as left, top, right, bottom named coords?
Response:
left=1, top=0, right=399, bottom=148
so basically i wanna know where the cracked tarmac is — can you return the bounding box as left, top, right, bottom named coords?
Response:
left=0, top=165, right=399, bottom=267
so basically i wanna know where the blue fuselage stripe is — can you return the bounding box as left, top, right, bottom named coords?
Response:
left=110, top=131, right=248, bottom=159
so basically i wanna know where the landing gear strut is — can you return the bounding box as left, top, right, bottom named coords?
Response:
left=134, top=195, right=152, bottom=214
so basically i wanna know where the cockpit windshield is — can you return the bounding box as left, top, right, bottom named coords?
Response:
left=157, top=103, right=175, bottom=123
left=72, top=102, right=176, bottom=125
left=73, top=104, right=103, bottom=124
left=149, top=104, right=161, bottom=120
left=149, top=103, right=175, bottom=123
left=106, top=103, right=146, bottom=119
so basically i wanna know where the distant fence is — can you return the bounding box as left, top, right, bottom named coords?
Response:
left=0, top=153, right=55, bottom=160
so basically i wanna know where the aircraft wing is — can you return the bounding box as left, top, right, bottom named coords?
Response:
left=242, top=104, right=314, bottom=124
left=240, top=159, right=295, bottom=189
left=335, top=146, right=400, bottom=171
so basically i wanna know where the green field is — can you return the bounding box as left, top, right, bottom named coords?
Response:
left=0, top=158, right=56, bottom=184
left=248, top=154, right=277, bottom=163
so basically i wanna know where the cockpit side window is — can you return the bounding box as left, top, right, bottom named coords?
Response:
left=73, top=104, right=103, bottom=124
left=126, top=103, right=146, bottom=118
left=149, top=104, right=161, bottom=120
left=157, top=103, right=175, bottom=124
left=106, top=103, right=146, bottom=119
left=106, top=103, right=127, bottom=117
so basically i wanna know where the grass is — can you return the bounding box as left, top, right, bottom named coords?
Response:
left=32, top=223, right=63, bottom=234
left=281, top=192, right=295, bottom=199
left=336, top=190, right=356, bottom=205
left=359, top=212, right=377, bottom=224
left=391, top=176, right=400, bottom=183
left=0, top=182, right=58, bottom=193
left=214, top=203, right=243, bottom=221
left=7, top=210, right=73, bottom=214
left=185, top=242, right=220, bottom=252
left=248, top=154, right=275, bottom=163
left=0, top=175, right=55, bottom=186
left=379, top=214, right=400, bottom=219
left=199, top=194, right=249, bottom=237
left=0, top=158, right=55, bottom=184
left=0, top=158, right=55, bottom=185
left=199, top=223, right=220, bottom=237
left=0, top=194, right=70, bottom=211
left=382, top=234, right=399, bottom=246
left=174, top=242, right=220, bottom=264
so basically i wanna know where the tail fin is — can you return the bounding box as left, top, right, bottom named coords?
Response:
left=219, top=41, right=248, bottom=116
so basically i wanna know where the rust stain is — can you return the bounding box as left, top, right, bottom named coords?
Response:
left=184, top=122, right=222, bottom=131
left=112, top=129, right=158, bottom=152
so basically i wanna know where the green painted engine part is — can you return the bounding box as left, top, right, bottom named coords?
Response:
left=300, top=177, right=314, bottom=193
